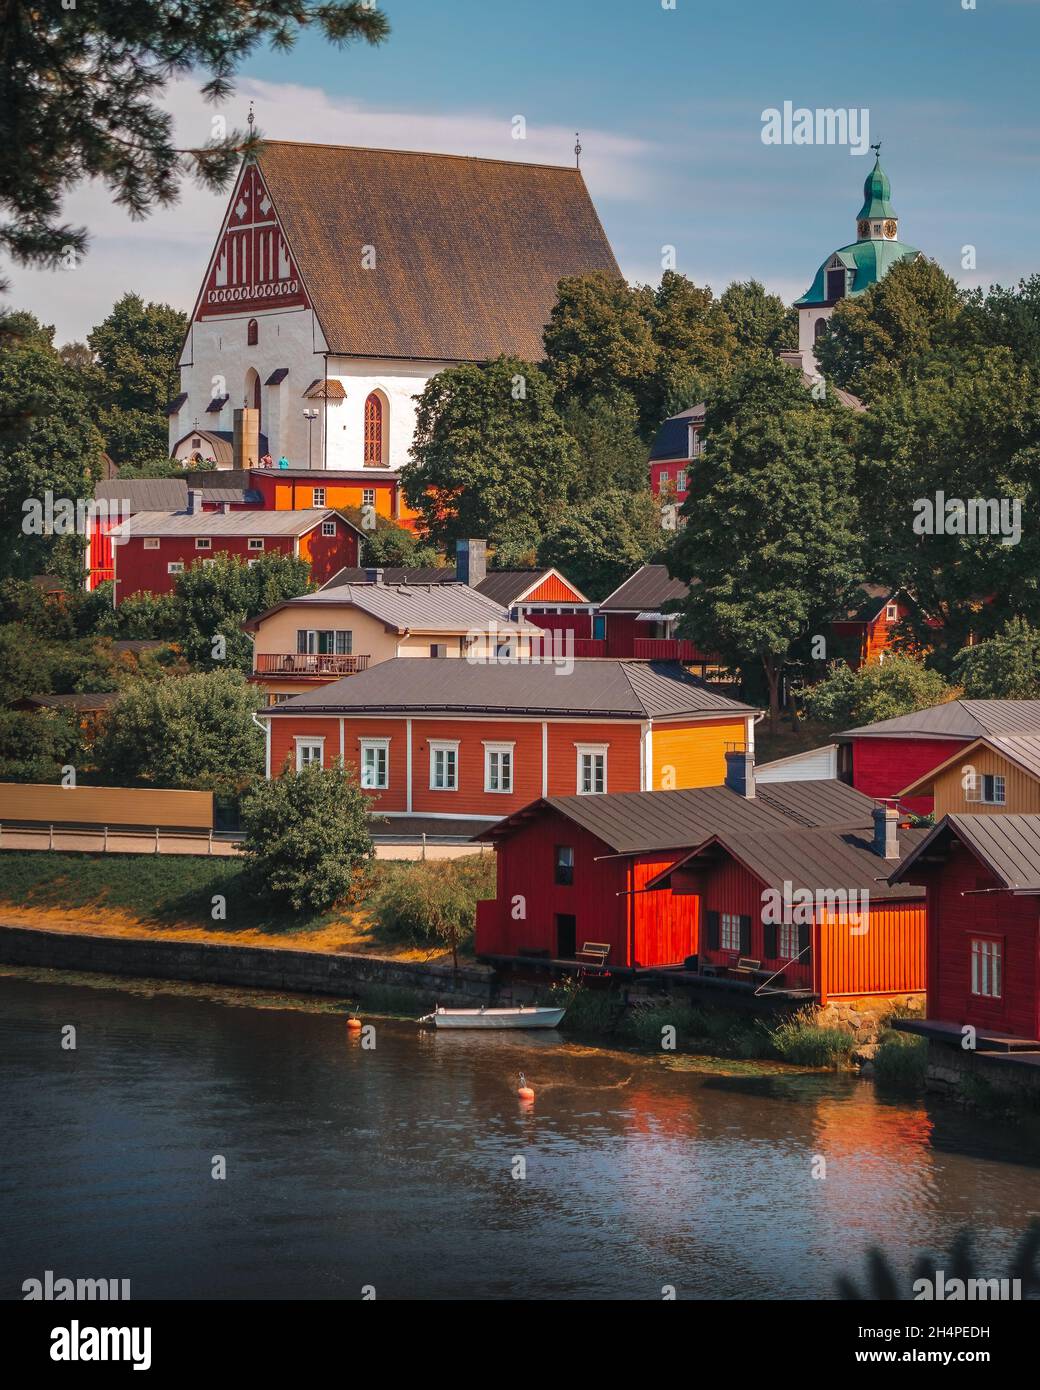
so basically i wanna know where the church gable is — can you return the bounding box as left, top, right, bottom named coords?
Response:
left=196, top=162, right=311, bottom=321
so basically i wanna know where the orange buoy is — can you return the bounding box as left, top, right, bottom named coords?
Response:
left=346, top=1017, right=363, bottom=1032
left=517, top=1086, right=535, bottom=1100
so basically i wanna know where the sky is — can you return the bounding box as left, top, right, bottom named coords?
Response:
left=7, top=0, right=1040, bottom=344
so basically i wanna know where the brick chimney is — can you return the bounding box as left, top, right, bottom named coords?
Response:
left=456, top=538, right=487, bottom=587
left=724, top=748, right=755, bottom=799
left=233, top=407, right=260, bottom=470
left=872, top=804, right=900, bottom=860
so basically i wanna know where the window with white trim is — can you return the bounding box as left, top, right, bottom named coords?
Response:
left=295, top=737, right=324, bottom=771
left=360, top=738, right=389, bottom=790
left=429, top=741, right=459, bottom=791
left=971, top=937, right=1002, bottom=999
left=484, top=743, right=514, bottom=794
left=885, top=602, right=899, bottom=622
left=675, top=469, right=687, bottom=492
left=576, top=744, right=607, bottom=795
left=167, top=561, right=184, bottom=575
left=202, top=558, right=216, bottom=567
left=312, top=488, right=326, bottom=507
left=248, top=538, right=264, bottom=551
left=362, top=488, right=376, bottom=506
left=721, top=912, right=742, bottom=952
left=321, top=520, right=336, bottom=537
left=982, top=774, right=1006, bottom=805
left=779, top=920, right=800, bottom=959
left=247, top=558, right=259, bottom=568
left=144, top=537, right=160, bottom=550
left=195, top=537, right=212, bottom=550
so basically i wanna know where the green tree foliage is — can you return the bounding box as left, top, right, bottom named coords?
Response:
left=0, top=314, right=103, bottom=579
left=0, top=708, right=80, bottom=783
left=87, top=294, right=188, bottom=467
left=240, top=761, right=373, bottom=914
left=0, top=2, right=389, bottom=278
left=94, top=669, right=264, bottom=793
left=340, top=512, right=441, bottom=569
left=403, top=357, right=580, bottom=549
left=172, top=550, right=313, bottom=670
left=559, top=393, right=649, bottom=496
left=797, top=654, right=953, bottom=731
left=668, top=357, right=862, bottom=727
left=953, top=617, right=1040, bottom=699
left=719, top=279, right=798, bottom=355
left=648, top=271, right=738, bottom=428
left=957, top=275, right=1040, bottom=371
left=369, top=855, right=495, bottom=968
left=814, top=256, right=963, bottom=400
left=543, top=271, right=658, bottom=416
left=537, top=489, right=662, bottom=601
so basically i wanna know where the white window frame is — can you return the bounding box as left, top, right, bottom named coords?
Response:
left=721, top=912, right=742, bottom=952
left=779, top=920, right=800, bottom=959
left=202, top=558, right=216, bottom=567
left=885, top=602, right=898, bottom=622
left=362, top=488, right=376, bottom=506
left=360, top=737, right=390, bottom=790
left=429, top=740, right=459, bottom=792
left=971, top=937, right=1002, bottom=999
left=483, top=741, right=514, bottom=794
left=321, top=520, right=337, bottom=537
left=982, top=774, right=1006, bottom=805
left=195, top=537, right=212, bottom=550
left=312, top=488, right=326, bottom=507
left=674, top=469, right=687, bottom=492
left=295, top=736, right=324, bottom=771
left=167, top=561, right=184, bottom=575
left=144, top=537, right=160, bottom=550
left=248, top=538, right=264, bottom=551
left=576, top=743, right=608, bottom=795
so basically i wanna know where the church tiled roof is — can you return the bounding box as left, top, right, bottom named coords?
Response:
left=255, top=142, right=620, bottom=363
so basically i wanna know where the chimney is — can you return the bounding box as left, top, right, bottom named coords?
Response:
left=724, top=748, right=755, bottom=799
left=872, top=804, right=900, bottom=860
left=456, top=538, right=487, bottom=587
left=233, top=407, right=260, bottom=471
left=220, top=501, right=231, bottom=515
left=365, top=568, right=384, bottom=585
left=186, top=488, right=199, bottom=515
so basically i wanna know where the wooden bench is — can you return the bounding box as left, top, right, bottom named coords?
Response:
left=576, top=941, right=611, bottom=966
left=730, top=957, right=762, bottom=979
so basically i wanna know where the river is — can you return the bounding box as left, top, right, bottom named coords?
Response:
left=2, top=970, right=1038, bottom=1300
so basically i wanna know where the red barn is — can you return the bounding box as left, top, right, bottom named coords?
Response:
left=474, top=765, right=880, bottom=973
left=890, top=814, right=1040, bottom=1042
left=111, top=505, right=362, bottom=601
left=836, top=699, right=1040, bottom=816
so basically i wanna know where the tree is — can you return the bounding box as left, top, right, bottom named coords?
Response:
left=95, top=669, right=264, bottom=793
left=957, top=275, right=1040, bottom=372
left=797, top=654, right=953, bottom=732
left=0, top=708, right=80, bottom=783
left=173, top=550, right=313, bottom=670
left=87, top=294, right=188, bottom=467
left=0, top=314, right=104, bottom=578
left=647, top=272, right=738, bottom=429
left=559, top=393, right=649, bottom=496
left=814, top=256, right=963, bottom=401
left=543, top=272, right=658, bottom=416
left=240, top=762, right=373, bottom=914
left=537, top=489, right=662, bottom=601
left=370, top=856, right=494, bottom=969
left=668, top=357, right=862, bottom=729
left=0, top=2, right=389, bottom=279
left=402, top=357, right=580, bottom=549
left=340, top=511, right=441, bottom=569
left=953, top=617, right=1040, bottom=699
left=720, top=279, right=798, bottom=355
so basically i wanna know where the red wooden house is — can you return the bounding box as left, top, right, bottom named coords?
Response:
left=890, top=814, right=1040, bottom=1042
left=111, top=503, right=363, bottom=601
left=596, top=565, right=716, bottom=669
left=828, top=585, right=914, bottom=668
left=474, top=763, right=885, bottom=975
left=836, top=699, right=1040, bottom=816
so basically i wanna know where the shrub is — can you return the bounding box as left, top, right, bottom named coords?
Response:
left=797, top=654, right=952, bottom=731
left=873, top=1031, right=927, bottom=1090
left=769, top=1009, right=855, bottom=1067
left=953, top=616, right=1040, bottom=699
left=368, top=854, right=495, bottom=967
left=240, top=762, right=373, bottom=914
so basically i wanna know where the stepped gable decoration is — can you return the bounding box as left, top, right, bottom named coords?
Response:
left=197, top=161, right=310, bottom=319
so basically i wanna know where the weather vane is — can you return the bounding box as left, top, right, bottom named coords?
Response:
left=247, top=100, right=255, bottom=133
left=871, top=139, right=882, bottom=157
left=574, top=132, right=582, bottom=169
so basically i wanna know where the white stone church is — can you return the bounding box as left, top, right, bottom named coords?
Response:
left=170, top=141, right=619, bottom=473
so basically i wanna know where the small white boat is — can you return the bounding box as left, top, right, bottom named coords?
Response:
left=419, top=1005, right=566, bottom=1030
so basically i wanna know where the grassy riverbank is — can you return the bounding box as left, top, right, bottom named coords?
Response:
left=0, top=851, right=492, bottom=963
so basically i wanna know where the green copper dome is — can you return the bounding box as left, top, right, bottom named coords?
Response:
left=858, top=156, right=896, bottom=220
left=795, top=238, right=920, bottom=307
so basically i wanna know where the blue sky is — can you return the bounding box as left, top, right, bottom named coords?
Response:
left=8, top=0, right=1040, bottom=342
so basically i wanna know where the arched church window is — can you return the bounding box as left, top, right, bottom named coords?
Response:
left=364, top=392, right=385, bottom=468
left=247, top=319, right=258, bottom=346
left=814, top=318, right=829, bottom=343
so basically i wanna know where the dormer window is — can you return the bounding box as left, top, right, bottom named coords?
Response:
left=826, top=267, right=846, bottom=302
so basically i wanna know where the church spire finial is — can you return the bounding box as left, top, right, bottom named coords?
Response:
left=574, top=132, right=582, bottom=169
left=247, top=100, right=255, bottom=133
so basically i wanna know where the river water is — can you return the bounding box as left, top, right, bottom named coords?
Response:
left=2, top=970, right=1038, bottom=1300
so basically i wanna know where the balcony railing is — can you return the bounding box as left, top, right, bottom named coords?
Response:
left=254, top=653, right=371, bottom=676
left=633, top=638, right=707, bottom=661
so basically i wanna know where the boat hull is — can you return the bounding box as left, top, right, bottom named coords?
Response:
left=429, top=1007, right=566, bottom=1030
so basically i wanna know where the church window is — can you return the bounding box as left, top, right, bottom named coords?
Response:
left=825, top=268, right=846, bottom=302
left=814, top=318, right=829, bottom=343
left=364, top=393, right=384, bottom=467
left=247, top=319, right=259, bottom=346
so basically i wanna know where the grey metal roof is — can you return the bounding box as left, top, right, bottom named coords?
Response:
left=477, top=778, right=876, bottom=855
left=890, top=813, right=1040, bottom=893
left=113, top=508, right=356, bottom=538
left=94, top=479, right=190, bottom=514
left=840, top=699, right=1040, bottom=742
left=900, top=734, right=1040, bottom=797
left=319, top=566, right=587, bottom=606
left=598, top=564, right=690, bottom=613
left=254, top=583, right=536, bottom=634
left=264, top=657, right=757, bottom=721
left=322, top=567, right=450, bottom=590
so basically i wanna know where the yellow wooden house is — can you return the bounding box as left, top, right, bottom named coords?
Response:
left=899, top=735, right=1040, bottom=817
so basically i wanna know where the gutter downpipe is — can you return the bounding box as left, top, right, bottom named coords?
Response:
left=252, top=711, right=271, bottom=779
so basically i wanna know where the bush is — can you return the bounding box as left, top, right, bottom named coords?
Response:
left=369, top=854, right=495, bottom=966
left=0, top=708, right=80, bottom=782
left=768, top=1009, right=855, bottom=1067
left=240, top=762, right=373, bottom=914
left=953, top=616, right=1040, bottom=699
left=797, top=653, right=953, bottom=730
left=873, top=1031, right=927, bottom=1090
